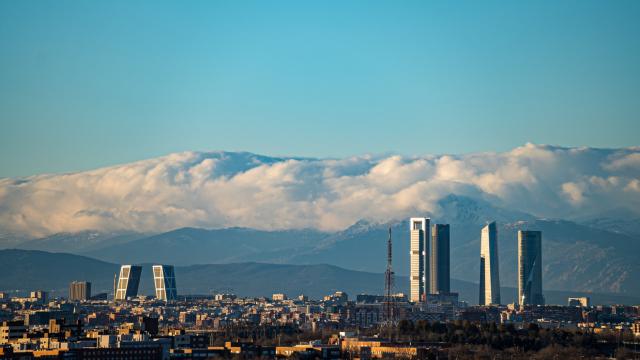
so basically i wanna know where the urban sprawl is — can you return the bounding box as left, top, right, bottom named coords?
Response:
left=1, top=219, right=639, bottom=359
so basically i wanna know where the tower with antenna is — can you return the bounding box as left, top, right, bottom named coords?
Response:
left=383, top=227, right=396, bottom=334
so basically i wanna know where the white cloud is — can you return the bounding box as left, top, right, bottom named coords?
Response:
left=1, top=145, right=639, bottom=237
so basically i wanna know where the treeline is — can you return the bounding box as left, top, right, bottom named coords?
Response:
left=371, top=320, right=635, bottom=359
left=392, top=320, right=597, bottom=351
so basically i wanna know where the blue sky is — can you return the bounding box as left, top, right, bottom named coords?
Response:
left=1, top=0, right=639, bottom=177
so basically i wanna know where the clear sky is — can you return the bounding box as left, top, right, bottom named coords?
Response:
left=1, top=0, right=639, bottom=177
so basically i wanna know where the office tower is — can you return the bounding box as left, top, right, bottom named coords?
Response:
left=115, top=265, right=142, bottom=301
left=152, top=265, right=177, bottom=301
left=430, top=224, right=450, bottom=294
left=479, top=222, right=501, bottom=305
left=69, top=281, right=92, bottom=301
left=518, top=231, right=544, bottom=305
left=30, top=290, right=47, bottom=303
left=409, top=217, right=430, bottom=302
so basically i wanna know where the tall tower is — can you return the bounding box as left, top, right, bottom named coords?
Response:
left=383, top=227, right=395, bottom=323
left=479, top=222, right=501, bottom=305
left=69, top=281, right=92, bottom=301
left=430, top=224, right=450, bottom=294
left=518, top=231, right=544, bottom=305
left=153, top=265, right=177, bottom=301
left=115, top=265, right=142, bottom=301
left=409, top=217, right=430, bottom=302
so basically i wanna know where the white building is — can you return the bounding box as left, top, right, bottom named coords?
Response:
left=409, top=217, right=430, bottom=302
left=479, top=222, right=501, bottom=305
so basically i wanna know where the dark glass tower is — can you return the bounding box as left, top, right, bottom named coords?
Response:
left=430, top=224, right=450, bottom=294
left=518, top=230, right=544, bottom=305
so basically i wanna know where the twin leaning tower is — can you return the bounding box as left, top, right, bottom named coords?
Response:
left=409, top=217, right=544, bottom=306
left=114, top=265, right=177, bottom=301
left=114, top=219, right=542, bottom=305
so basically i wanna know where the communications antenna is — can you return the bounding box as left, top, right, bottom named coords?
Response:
left=382, top=227, right=397, bottom=339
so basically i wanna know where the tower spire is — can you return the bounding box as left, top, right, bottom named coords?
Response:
left=383, top=226, right=396, bottom=337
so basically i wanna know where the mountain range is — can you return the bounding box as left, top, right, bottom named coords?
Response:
left=1, top=249, right=638, bottom=306
left=1, top=146, right=639, bottom=304
left=3, top=195, right=639, bottom=301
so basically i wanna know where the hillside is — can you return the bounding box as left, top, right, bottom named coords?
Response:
left=11, top=196, right=639, bottom=297
left=81, top=227, right=326, bottom=265
left=1, top=250, right=638, bottom=305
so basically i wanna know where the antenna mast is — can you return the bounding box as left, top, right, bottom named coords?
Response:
left=383, top=227, right=396, bottom=338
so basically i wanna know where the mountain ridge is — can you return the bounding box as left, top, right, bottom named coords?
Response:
left=1, top=249, right=638, bottom=306
left=4, top=196, right=638, bottom=297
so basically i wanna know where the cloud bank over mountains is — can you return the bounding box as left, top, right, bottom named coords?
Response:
left=1, top=143, right=639, bottom=237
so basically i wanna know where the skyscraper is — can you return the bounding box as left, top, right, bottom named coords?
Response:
left=115, top=265, right=142, bottom=301
left=409, top=217, right=430, bottom=302
left=152, top=265, right=177, bottom=301
left=518, top=230, right=544, bottom=305
left=479, top=222, right=500, bottom=305
left=29, top=290, right=47, bottom=304
left=69, top=281, right=92, bottom=301
left=430, top=224, right=450, bottom=294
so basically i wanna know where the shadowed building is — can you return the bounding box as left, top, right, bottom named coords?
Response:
left=518, top=230, right=544, bottom=305
left=430, top=224, right=450, bottom=294
left=115, top=265, right=142, bottom=301
left=153, top=265, right=177, bottom=301
left=479, top=222, right=500, bottom=305
left=568, top=297, right=590, bottom=307
left=69, top=281, right=91, bottom=301
left=409, top=217, right=430, bottom=302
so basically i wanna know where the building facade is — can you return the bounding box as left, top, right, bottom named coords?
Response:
left=152, top=265, right=177, bottom=301
left=518, top=230, right=544, bottom=305
left=69, top=281, right=92, bottom=301
left=409, top=217, right=430, bottom=302
left=479, top=222, right=501, bottom=305
left=568, top=297, right=590, bottom=307
left=115, top=265, right=142, bottom=301
left=30, top=290, right=47, bottom=303
left=430, top=224, right=450, bottom=294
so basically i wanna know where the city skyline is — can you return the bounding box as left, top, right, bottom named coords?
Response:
left=0, top=1, right=638, bottom=357
left=11, top=217, right=539, bottom=305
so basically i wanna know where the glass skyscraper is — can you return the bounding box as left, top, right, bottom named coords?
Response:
left=115, top=265, right=142, bottom=301
left=153, top=265, right=177, bottom=301
left=430, top=224, right=450, bottom=294
left=518, top=230, right=544, bottom=305
left=479, top=222, right=501, bottom=305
